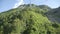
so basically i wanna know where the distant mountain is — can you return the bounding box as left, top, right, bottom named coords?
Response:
left=47, top=7, right=60, bottom=23
left=38, top=5, right=51, bottom=11
left=0, top=4, right=60, bottom=34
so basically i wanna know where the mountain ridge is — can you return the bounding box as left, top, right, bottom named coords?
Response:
left=0, top=4, right=60, bottom=34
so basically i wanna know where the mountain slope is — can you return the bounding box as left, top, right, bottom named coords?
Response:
left=0, top=4, right=60, bottom=34
left=47, top=7, right=60, bottom=23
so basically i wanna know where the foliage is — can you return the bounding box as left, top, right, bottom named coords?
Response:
left=0, top=4, right=60, bottom=34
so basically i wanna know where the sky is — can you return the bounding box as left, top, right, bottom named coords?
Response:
left=0, top=0, right=60, bottom=12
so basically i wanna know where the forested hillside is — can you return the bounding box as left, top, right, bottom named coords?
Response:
left=0, top=4, right=60, bottom=34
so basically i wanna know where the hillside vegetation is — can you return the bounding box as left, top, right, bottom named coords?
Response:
left=0, top=4, right=60, bottom=34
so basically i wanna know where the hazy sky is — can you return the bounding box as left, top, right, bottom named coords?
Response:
left=0, top=0, right=60, bottom=12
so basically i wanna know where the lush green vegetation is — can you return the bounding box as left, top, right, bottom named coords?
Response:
left=0, top=4, right=60, bottom=34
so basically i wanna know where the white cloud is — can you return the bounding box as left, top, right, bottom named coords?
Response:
left=13, top=0, right=24, bottom=8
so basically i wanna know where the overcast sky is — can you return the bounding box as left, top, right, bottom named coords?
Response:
left=0, top=0, right=60, bottom=12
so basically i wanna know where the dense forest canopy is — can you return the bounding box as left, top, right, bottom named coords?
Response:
left=0, top=4, right=60, bottom=34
